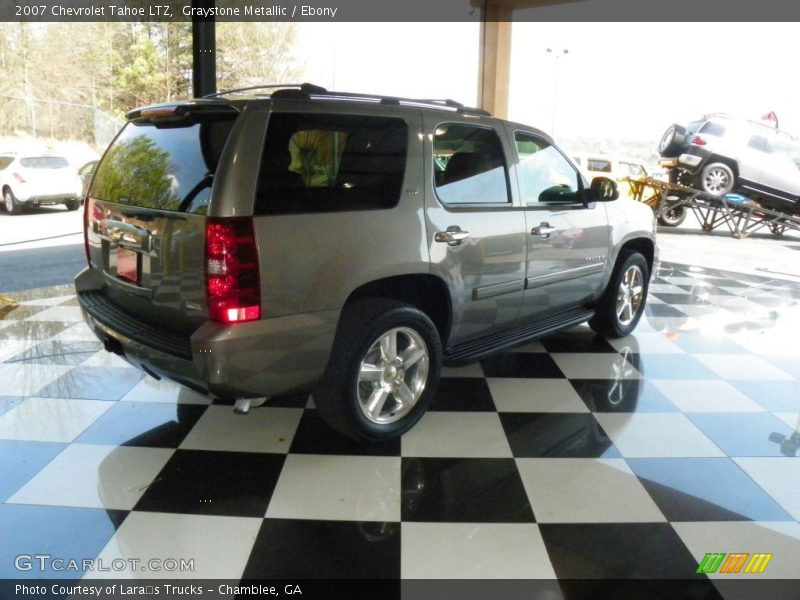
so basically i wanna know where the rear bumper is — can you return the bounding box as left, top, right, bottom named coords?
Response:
left=18, top=193, right=81, bottom=206
left=659, top=147, right=711, bottom=174
left=75, top=268, right=340, bottom=400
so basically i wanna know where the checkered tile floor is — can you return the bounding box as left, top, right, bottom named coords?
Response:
left=1, top=262, right=799, bottom=592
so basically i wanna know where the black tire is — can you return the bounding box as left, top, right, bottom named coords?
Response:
left=3, top=188, right=21, bottom=215
left=315, top=298, right=442, bottom=442
left=657, top=205, right=687, bottom=227
left=589, top=251, right=649, bottom=338
left=658, top=124, right=687, bottom=157
left=65, top=199, right=80, bottom=211
left=699, top=162, right=735, bottom=196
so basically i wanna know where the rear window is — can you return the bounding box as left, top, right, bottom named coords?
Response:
left=90, top=114, right=236, bottom=214
left=586, top=158, right=612, bottom=173
left=255, top=113, right=408, bottom=215
left=699, top=121, right=726, bottom=137
left=20, top=156, right=69, bottom=169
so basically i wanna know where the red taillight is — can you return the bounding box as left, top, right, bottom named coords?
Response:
left=205, top=217, right=261, bottom=324
left=692, top=136, right=707, bottom=146
left=13, top=172, right=25, bottom=184
left=83, top=197, right=91, bottom=266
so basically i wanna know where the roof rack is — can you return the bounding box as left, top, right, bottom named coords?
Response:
left=267, top=83, right=492, bottom=117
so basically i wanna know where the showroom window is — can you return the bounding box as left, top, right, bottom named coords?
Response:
left=256, top=113, right=408, bottom=215
left=433, top=123, right=510, bottom=205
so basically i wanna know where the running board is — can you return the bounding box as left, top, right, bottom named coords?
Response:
left=443, top=308, right=595, bottom=366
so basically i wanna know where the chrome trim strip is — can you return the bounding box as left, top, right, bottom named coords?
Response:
left=102, top=271, right=153, bottom=299
left=472, top=279, right=524, bottom=301
left=526, top=262, right=604, bottom=289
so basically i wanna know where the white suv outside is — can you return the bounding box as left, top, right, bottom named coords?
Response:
left=0, top=153, right=83, bottom=214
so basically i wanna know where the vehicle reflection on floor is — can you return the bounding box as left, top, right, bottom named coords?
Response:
left=0, top=264, right=799, bottom=592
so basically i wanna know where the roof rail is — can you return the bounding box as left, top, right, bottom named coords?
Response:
left=269, top=83, right=492, bottom=117
left=203, top=83, right=312, bottom=98
left=703, top=112, right=794, bottom=138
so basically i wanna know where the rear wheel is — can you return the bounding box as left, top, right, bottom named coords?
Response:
left=315, top=298, right=442, bottom=442
left=65, top=199, right=80, bottom=211
left=3, top=189, right=21, bottom=215
left=700, top=162, right=735, bottom=196
left=589, top=251, right=649, bottom=338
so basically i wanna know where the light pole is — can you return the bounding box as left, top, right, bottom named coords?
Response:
left=546, top=48, right=569, bottom=136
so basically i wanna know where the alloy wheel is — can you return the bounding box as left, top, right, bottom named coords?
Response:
left=356, top=326, right=429, bottom=425
left=616, top=265, right=644, bottom=326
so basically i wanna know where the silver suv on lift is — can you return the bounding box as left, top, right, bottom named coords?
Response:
left=76, top=84, right=657, bottom=441
left=659, top=113, right=800, bottom=215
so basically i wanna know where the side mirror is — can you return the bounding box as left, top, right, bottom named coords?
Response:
left=588, top=176, right=619, bottom=202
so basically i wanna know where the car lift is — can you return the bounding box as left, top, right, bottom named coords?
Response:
left=627, top=177, right=800, bottom=239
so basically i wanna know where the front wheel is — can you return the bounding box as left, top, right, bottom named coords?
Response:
left=315, top=298, right=442, bottom=442
left=4, top=189, right=21, bottom=215
left=589, top=252, right=649, bottom=338
left=657, top=205, right=687, bottom=227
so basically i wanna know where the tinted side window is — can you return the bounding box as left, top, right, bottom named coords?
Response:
left=255, top=113, right=408, bottom=215
left=0, top=157, right=13, bottom=170
left=514, top=132, right=580, bottom=204
left=433, top=124, right=510, bottom=205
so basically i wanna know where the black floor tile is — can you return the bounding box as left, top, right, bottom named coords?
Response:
left=499, top=413, right=619, bottom=458
left=540, top=331, right=618, bottom=353
left=243, top=518, right=400, bottom=579
left=630, top=354, right=719, bottom=379
left=289, top=410, right=400, bottom=456
left=429, top=378, right=496, bottom=412
left=730, top=380, right=800, bottom=412
left=77, top=402, right=205, bottom=448
left=481, top=353, right=565, bottom=378
left=268, top=393, right=310, bottom=408
left=134, top=449, right=284, bottom=517
left=651, top=293, right=696, bottom=305
left=540, top=523, right=709, bottom=579
left=401, top=457, right=534, bottom=523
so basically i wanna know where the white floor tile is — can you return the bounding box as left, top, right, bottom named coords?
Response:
left=120, top=378, right=212, bottom=405
left=673, top=521, right=800, bottom=579
left=693, top=354, right=793, bottom=380
left=51, top=322, right=99, bottom=342
left=772, top=412, right=800, bottom=430
left=0, top=363, right=71, bottom=396
left=516, top=458, right=666, bottom=523
left=401, top=412, right=512, bottom=458
left=550, top=353, right=642, bottom=380
left=594, top=413, right=725, bottom=458
left=7, top=444, right=173, bottom=510
left=734, top=458, right=800, bottom=521
left=651, top=380, right=765, bottom=413
left=266, top=454, right=400, bottom=522
left=91, top=512, right=262, bottom=579
left=180, top=406, right=303, bottom=454
left=487, top=378, right=588, bottom=413
left=20, top=295, right=76, bottom=307
left=0, top=396, right=111, bottom=442
left=25, top=306, right=84, bottom=322
left=401, top=522, right=555, bottom=579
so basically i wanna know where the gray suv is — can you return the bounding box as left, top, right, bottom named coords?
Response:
left=659, top=113, right=800, bottom=214
left=76, top=84, right=656, bottom=441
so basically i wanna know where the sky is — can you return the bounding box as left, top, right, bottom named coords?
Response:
left=296, top=22, right=800, bottom=142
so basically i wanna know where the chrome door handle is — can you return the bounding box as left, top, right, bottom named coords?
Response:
left=531, top=222, right=556, bottom=238
left=435, top=227, right=470, bottom=246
